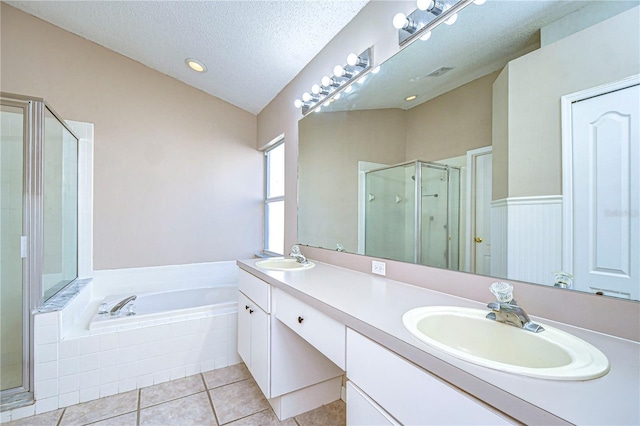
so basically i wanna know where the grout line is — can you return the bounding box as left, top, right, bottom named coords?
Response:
left=137, top=389, right=141, bottom=426
left=56, top=408, right=66, bottom=426
left=202, top=374, right=221, bottom=426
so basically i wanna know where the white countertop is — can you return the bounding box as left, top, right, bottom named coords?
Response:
left=238, top=258, right=640, bottom=425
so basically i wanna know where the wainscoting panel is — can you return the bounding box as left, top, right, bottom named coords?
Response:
left=491, top=197, right=563, bottom=286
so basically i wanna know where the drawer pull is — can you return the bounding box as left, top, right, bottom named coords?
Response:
left=298, top=316, right=304, bottom=324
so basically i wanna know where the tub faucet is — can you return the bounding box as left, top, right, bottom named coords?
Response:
left=485, top=282, right=544, bottom=333
left=289, top=245, right=309, bottom=265
left=110, top=295, right=137, bottom=316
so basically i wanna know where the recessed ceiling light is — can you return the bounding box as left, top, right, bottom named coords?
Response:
left=185, top=58, right=207, bottom=73
left=405, top=95, right=418, bottom=101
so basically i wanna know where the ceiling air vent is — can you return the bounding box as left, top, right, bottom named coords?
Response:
left=426, top=67, right=454, bottom=77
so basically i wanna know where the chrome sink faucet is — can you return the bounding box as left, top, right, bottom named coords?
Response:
left=289, top=245, right=309, bottom=265
left=486, top=282, right=544, bottom=333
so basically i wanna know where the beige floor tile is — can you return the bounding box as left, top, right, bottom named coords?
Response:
left=87, top=411, right=138, bottom=425
left=295, top=400, right=346, bottom=426
left=140, top=374, right=205, bottom=408
left=59, top=390, right=138, bottom=425
left=4, top=409, right=63, bottom=426
left=203, top=363, right=250, bottom=389
left=226, top=409, right=297, bottom=426
left=139, top=392, right=217, bottom=426
left=209, top=379, right=269, bottom=425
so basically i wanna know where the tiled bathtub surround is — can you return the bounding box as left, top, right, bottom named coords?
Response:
left=1, top=261, right=239, bottom=423
left=4, top=364, right=346, bottom=426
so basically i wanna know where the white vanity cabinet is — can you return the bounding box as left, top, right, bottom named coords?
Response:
left=346, top=329, right=512, bottom=426
left=237, top=269, right=344, bottom=419
left=237, top=290, right=270, bottom=395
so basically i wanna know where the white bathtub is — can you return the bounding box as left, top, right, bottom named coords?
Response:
left=89, top=285, right=237, bottom=330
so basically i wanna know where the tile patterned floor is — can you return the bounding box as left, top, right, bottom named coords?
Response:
left=4, top=364, right=346, bottom=426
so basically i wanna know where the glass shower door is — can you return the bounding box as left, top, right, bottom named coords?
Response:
left=1, top=104, right=25, bottom=393
left=365, top=163, right=416, bottom=263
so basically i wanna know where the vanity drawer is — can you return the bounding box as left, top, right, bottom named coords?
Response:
left=238, top=269, right=271, bottom=313
left=346, top=329, right=511, bottom=426
left=275, top=289, right=346, bottom=370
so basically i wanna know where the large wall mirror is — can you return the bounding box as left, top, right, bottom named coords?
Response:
left=298, top=0, right=640, bottom=300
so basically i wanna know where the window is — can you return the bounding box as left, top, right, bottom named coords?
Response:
left=264, top=140, right=284, bottom=255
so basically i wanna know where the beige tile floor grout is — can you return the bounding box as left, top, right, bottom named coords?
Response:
left=5, top=364, right=345, bottom=426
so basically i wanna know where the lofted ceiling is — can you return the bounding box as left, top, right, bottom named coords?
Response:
left=5, top=0, right=370, bottom=115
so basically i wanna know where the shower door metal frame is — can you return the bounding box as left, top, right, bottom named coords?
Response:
left=363, top=159, right=460, bottom=268
left=0, top=95, right=35, bottom=407
left=1, top=92, right=80, bottom=409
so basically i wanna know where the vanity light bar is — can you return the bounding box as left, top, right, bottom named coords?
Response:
left=295, top=47, right=373, bottom=115
left=395, top=0, right=475, bottom=46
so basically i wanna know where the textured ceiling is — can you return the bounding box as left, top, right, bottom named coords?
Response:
left=6, top=0, right=370, bottom=114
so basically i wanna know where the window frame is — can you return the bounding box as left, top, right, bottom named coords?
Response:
left=263, top=138, right=285, bottom=256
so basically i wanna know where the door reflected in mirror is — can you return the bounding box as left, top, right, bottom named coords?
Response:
left=298, top=1, right=640, bottom=300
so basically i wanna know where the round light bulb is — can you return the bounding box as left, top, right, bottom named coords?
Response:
left=344, top=85, right=353, bottom=94
left=311, top=84, right=321, bottom=95
left=420, top=30, right=432, bottom=41
left=371, top=66, right=381, bottom=74
left=416, top=0, right=434, bottom=11
left=473, top=0, right=486, bottom=4
left=358, top=75, right=367, bottom=84
left=333, top=65, right=345, bottom=77
left=393, top=13, right=408, bottom=30
left=302, top=92, right=312, bottom=102
left=323, top=100, right=331, bottom=107
left=315, top=106, right=322, bottom=113
left=445, top=13, right=458, bottom=25
left=321, top=76, right=332, bottom=87
left=347, top=53, right=359, bottom=67
left=334, top=93, right=341, bottom=100
left=294, top=99, right=303, bottom=108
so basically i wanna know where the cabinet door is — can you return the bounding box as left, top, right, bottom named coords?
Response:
left=347, top=329, right=511, bottom=425
left=251, top=301, right=270, bottom=397
left=347, top=381, right=399, bottom=426
left=237, top=292, right=252, bottom=367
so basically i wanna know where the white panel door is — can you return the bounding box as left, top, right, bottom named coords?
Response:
left=572, top=84, right=639, bottom=299
left=473, top=152, right=492, bottom=275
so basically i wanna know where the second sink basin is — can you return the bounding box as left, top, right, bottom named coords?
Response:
left=402, top=306, right=609, bottom=380
left=256, top=258, right=315, bottom=271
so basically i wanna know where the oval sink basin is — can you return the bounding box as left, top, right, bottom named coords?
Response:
left=402, top=306, right=609, bottom=380
left=256, top=258, right=315, bottom=271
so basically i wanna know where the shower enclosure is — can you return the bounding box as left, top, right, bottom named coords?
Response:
left=1, top=93, right=78, bottom=408
left=364, top=160, right=460, bottom=269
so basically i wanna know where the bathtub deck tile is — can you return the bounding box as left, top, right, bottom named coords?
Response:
left=202, top=363, right=249, bottom=390
left=140, top=374, right=205, bottom=408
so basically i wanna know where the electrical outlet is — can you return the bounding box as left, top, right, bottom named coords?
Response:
left=372, top=260, right=386, bottom=276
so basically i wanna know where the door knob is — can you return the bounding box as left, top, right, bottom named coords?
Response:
left=475, top=237, right=483, bottom=243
